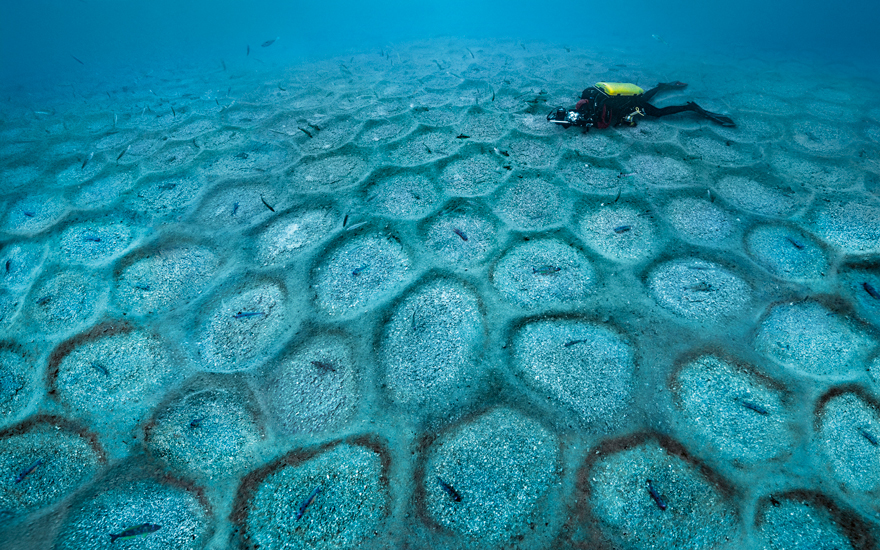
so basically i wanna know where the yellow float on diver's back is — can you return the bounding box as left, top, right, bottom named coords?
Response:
left=594, top=82, right=645, bottom=96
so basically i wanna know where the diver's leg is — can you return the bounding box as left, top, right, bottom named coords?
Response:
left=643, top=102, right=735, bottom=127
left=641, top=81, right=688, bottom=102
left=642, top=103, right=693, bottom=117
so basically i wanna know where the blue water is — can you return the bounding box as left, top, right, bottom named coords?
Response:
left=3, top=0, right=879, bottom=88
left=2, top=1, right=880, bottom=549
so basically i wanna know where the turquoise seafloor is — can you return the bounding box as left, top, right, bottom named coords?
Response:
left=1, top=39, right=879, bottom=550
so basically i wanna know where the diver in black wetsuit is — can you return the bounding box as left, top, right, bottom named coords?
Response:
left=548, top=81, right=735, bottom=130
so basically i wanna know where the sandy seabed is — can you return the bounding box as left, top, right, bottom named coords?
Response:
left=1, top=38, right=880, bottom=549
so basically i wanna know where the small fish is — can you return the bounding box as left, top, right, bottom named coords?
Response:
left=502, top=165, right=512, bottom=170
left=466, top=47, right=474, bottom=59
left=424, top=144, right=433, bottom=154
left=738, top=398, right=769, bottom=415
left=613, top=188, right=622, bottom=203
left=189, top=417, right=205, bottom=428
left=345, top=221, right=368, bottom=232
left=23, top=210, right=35, bottom=217
left=311, top=360, right=337, bottom=372
left=707, top=189, right=714, bottom=203
left=83, top=235, right=102, bottom=242
left=278, top=83, right=286, bottom=91
left=491, top=90, right=495, bottom=101
left=352, top=265, right=368, bottom=277
left=786, top=236, right=805, bottom=250
left=14, top=458, right=43, bottom=484
left=260, top=194, right=276, bottom=212
left=170, top=105, right=176, bottom=117
left=646, top=479, right=667, bottom=510
left=613, top=225, right=631, bottom=234
left=307, top=123, right=321, bottom=132
left=134, top=283, right=151, bottom=291
left=247, top=44, right=250, bottom=56
left=342, top=214, right=349, bottom=227
left=234, top=152, right=249, bottom=159
left=437, top=476, right=462, bottom=502
left=298, top=127, right=313, bottom=138
left=452, top=228, right=468, bottom=241
left=71, top=54, right=85, bottom=65
left=533, top=265, right=561, bottom=275
left=81, top=152, right=94, bottom=170
left=91, top=362, right=109, bottom=376
left=339, top=63, right=352, bottom=75
left=233, top=311, right=264, bottom=319
left=296, top=486, right=321, bottom=520
left=221, top=59, right=226, bottom=71
left=36, top=295, right=52, bottom=306
left=687, top=282, right=713, bottom=292
left=494, top=148, right=509, bottom=157
left=5, top=259, right=11, bottom=273
left=262, top=37, right=278, bottom=47
left=652, top=34, right=668, bottom=45
left=433, top=59, right=443, bottom=69
left=861, top=428, right=879, bottom=446
left=863, top=282, right=880, bottom=300
left=564, top=339, right=588, bottom=347
left=232, top=202, right=240, bottom=216
left=110, top=523, right=161, bottom=543
left=116, top=145, right=129, bottom=162
left=456, top=134, right=469, bottom=139
left=618, top=172, right=636, bottom=178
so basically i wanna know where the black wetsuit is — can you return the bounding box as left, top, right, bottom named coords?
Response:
left=551, top=82, right=734, bottom=129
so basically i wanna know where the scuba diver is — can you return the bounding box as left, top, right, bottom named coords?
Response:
left=548, top=81, right=735, bottom=130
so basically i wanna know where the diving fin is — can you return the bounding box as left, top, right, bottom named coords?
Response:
left=687, top=102, right=735, bottom=127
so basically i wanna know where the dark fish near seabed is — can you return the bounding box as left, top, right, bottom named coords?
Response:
left=437, top=476, right=462, bottom=502
left=262, top=37, right=278, bottom=47
left=533, top=265, right=561, bottom=275
left=260, top=195, right=276, bottom=212
left=296, top=486, right=321, bottom=520
left=564, top=339, right=588, bottom=347
left=71, top=54, right=84, bottom=65
left=861, top=428, right=879, bottom=446
left=81, top=151, right=94, bottom=170
left=91, top=361, right=109, bottom=376
left=14, top=458, right=43, bottom=483
left=247, top=44, right=250, bottom=55
left=116, top=145, right=129, bottom=162
left=311, top=360, right=337, bottom=372
left=863, top=282, right=880, bottom=300
left=613, top=225, right=631, bottom=234
left=738, top=398, right=769, bottom=415
left=786, top=236, right=805, bottom=250
left=456, top=134, right=469, bottom=139
left=233, top=311, right=264, bottom=319
left=646, top=479, right=667, bottom=510
left=109, top=523, right=161, bottom=543
left=452, top=228, right=468, bottom=241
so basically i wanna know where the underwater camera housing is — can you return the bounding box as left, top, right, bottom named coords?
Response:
left=547, top=107, right=584, bottom=128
